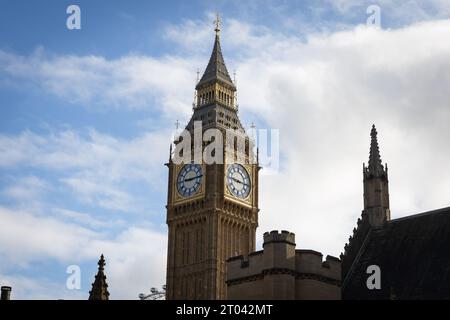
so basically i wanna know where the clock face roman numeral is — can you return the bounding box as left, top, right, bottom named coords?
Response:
left=177, top=164, right=203, bottom=198
left=226, top=164, right=251, bottom=199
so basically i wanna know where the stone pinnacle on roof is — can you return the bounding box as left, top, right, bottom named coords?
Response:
left=367, top=124, right=385, bottom=177
left=88, top=254, right=110, bottom=300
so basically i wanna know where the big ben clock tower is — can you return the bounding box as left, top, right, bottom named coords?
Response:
left=165, top=15, right=259, bottom=300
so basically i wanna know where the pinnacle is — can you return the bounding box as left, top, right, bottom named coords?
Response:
left=367, top=124, right=385, bottom=177
left=89, top=254, right=110, bottom=300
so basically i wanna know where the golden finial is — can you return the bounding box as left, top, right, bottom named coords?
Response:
left=214, top=12, right=221, bottom=35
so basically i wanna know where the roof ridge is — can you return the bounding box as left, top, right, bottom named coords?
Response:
left=389, top=206, right=450, bottom=223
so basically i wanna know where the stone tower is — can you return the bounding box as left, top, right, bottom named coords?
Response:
left=363, top=124, right=390, bottom=227
left=89, top=254, right=110, bottom=300
left=165, top=15, right=259, bottom=300
left=342, top=125, right=390, bottom=287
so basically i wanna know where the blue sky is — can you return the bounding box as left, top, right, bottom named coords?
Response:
left=1, top=0, right=450, bottom=299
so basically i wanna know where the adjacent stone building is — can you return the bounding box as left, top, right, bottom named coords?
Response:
left=227, top=231, right=341, bottom=300
left=341, top=126, right=450, bottom=299
left=226, top=125, right=450, bottom=300
left=342, top=207, right=450, bottom=299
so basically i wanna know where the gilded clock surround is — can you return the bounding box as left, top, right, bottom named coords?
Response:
left=172, top=163, right=206, bottom=204
left=224, top=162, right=254, bottom=207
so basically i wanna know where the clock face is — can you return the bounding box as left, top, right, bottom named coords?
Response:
left=177, top=164, right=203, bottom=198
left=226, top=164, right=251, bottom=199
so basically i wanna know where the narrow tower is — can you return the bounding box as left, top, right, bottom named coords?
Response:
left=165, top=14, right=259, bottom=300
left=342, top=125, right=391, bottom=289
left=363, top=125, right=390, bottom=226
left=89, top=254, right=110, bottom=300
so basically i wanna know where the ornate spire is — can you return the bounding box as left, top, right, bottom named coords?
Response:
left=366, top=124, right=385, bottom=177
left=362, top=124, right=390, bottom=225
left=196, top=14, right=235, bottom=90
left=88, top=254, right=110, bottom=300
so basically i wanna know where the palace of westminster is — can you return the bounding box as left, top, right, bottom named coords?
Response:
left=1, top=16, right=449, bottom=301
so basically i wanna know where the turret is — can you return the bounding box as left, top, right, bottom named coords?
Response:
left=363, top=124, right=390, bottom=227
left=263, top=230, right=296, bottom=270
left=342, top=125, right=391, bottom=285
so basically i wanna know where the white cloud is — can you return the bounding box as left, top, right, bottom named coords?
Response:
left=0, top=128, right=171, bottom=298
left=148, top=17, right=450, bottom=257
left=0, top=128, right=170, bottom=212
left=62, top=176, right=136, bottom=213
left=0, top=206, right=96, bottom=265
left=329, top=0, right=450, bottom=21
left=2, top=13, right=450, bottom=299
left=87, top=226, right=167, bottom=299
left=0, top=206, right=166, bottom=299
left=0, top=49, right=198, bottom=118
left=1, top=176, right=49, bottom=201
left=164, top=16, right=213, bottom=52
left=0, top=129, right=169, bottom=182
left=54, top=208, right=126, bottom=229
left=136, top=15, right=450, bottom=264
left=230, top=19, right=450, bottom=256
left=0, top=273, right=87, bottom=300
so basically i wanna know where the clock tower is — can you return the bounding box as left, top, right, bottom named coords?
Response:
left=165, top=15, right=259, bottom=300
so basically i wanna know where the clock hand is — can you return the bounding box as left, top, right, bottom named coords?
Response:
left=184, top=174, right=203, bottom=182
left=231, top=177, right=248, bottom=187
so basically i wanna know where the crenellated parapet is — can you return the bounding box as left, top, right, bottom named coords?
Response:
left=226, top=230, right=341, bottom=300
left=263, top=230, right=295, bottom=246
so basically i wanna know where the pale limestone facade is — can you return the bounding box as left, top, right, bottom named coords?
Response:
left=227, top=231, right=341, bottom=300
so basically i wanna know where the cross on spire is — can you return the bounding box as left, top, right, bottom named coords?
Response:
left=196, top=13, right=235, bottom=90
left=214, top=12, right=221, bottom=35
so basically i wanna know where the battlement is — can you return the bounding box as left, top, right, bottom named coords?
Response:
left=263, top=230, right=296, bottom=246
left=228, top=233, right=340, bottom=277
left=295, top=250, right=341, bottom=280
left=227, top=230, right=341, bottom=299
